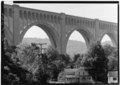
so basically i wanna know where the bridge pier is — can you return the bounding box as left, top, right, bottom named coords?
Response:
left=13, top=5, right=21, bottom=46
left=59, top=13, right=66, bottom=54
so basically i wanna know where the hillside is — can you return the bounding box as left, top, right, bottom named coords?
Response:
left=19, top=38, right=112, bottom=58
left=19, top=38, right=51, bottom=48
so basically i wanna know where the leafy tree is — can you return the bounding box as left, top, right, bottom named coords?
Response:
left=83, top=41, right=108, bottom=83
left=103, top=44, right=116, bottom=57
left=46, top=45, right=59, bottom=61
left=74, top=54, right=84, bottom=67
left=2, top=41, right=71, bottom=84
left=35, top=46, right=69, bottom=83
left=2, top=40, right=43, bottom=85
left=103, top=44, right=118, bottom=71
left=60, top=54, right=71, bottom=66
left=73, top=54, right=80, bottom=63
left=35, top=54, right=50, bottom=84
left=108, top=55, right=118, bottom=71
left=2, top=45, right=31, bottom=85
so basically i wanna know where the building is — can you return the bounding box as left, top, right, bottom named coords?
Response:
left=108, top=70, right=118, bottom=83
left=58, top=66, right=94, bottom=83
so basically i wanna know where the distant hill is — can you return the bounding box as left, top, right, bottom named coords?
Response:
left=19, top=38, right=112, bottom=58
left=19, top=38, right=51, bottom=48
left=66, top=40, right=87, bottom=58
left=102, top=41, right=113, bottom=46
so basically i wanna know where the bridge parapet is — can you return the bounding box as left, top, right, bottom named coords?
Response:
left=4, top=4, right=62, bottom=25
left=4, top=4, right=117, bottom=31
left=4, top=4, right=14, bottom=19
left=65, top=14, right=96, bottom=29
left=18, top=7, right=62, bottom=24
left=99, top=20, right=117, bottom=31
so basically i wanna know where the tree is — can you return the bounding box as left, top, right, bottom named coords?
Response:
left=73, top=54, right=85, bottom=68
left=108, top=55, right=118, bottom=71
left=103, top=44, right=116, bottom=57
left=73, top=54, right=80, bottom=63
left=2, top=45, right=32, bottom=85
left=60, top=54, right=71, bottom=66
left=46, top=46, right=59, bottom=61
left=83, top=41, right=108, bottom=83
left=35, top=46, right=69, bottom=83
left=35, top=54, right=50, bottom=84
left=103, top=44, right=118, bottom=71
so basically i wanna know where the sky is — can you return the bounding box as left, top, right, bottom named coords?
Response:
left=5, top=2, right=118, bottom=42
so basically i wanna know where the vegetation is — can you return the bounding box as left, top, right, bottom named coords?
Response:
left=83, top=41, right=108, bottom=83
left=21, top=38, right=88, bottom=58
left=82, top=41, right=118, bottom=83
left=2, top=39, right=71, bottom=84
left=2, top=46, right=31, bottom=85
left=2, top=35, right=118, bottom=84
left=72, top=53, right=85, bottom=68
left=103, top=44, right=118, bottom=71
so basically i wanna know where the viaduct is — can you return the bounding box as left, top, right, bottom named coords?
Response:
left=4, top=4, right=118, bottom=54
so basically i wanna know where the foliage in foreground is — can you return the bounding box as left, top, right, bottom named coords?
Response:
left=73, top=43, right=118, bottom=71
left=83, top=41, right=108, bottom=83
left=103, top=44, right=118, bottom=71
left=2, top=42, right=71, bottom=84
left=66, top=42, right=118, bottom=83
left=2, top=46, right=32, bottom=85
left=2, top=38, right=118, bottom=84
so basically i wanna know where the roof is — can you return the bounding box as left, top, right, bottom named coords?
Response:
left=64, top=68, right=78, bottom=73
left=78, top=66, right=86, bottom=70
left=108, top=71, right=118, bottom=77
left=64, top=66, right=87, bottom=72
left=65, top=75, right=78, bottom=78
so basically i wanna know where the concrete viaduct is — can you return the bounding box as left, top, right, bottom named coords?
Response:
left=4, top=4, right=118, bottom=54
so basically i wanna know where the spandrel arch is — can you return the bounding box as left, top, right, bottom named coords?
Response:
left=20, top=22, right=59, bottom=49
left=65, top=26, right=94, bottom=53
left=100, top=33, right=117, bottom=47
left=66, top=30, right=87, bottom=56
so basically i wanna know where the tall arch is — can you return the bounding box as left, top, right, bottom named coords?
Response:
left=20, top=22, right=59, bottom=49
left=66, top=30, right=87, bottom=56
left=100, top=33, right=117, bottom=47
left=65, top=28, right=93, bottom=51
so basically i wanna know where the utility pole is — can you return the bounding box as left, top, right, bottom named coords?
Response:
left=36, top=43, right=47, bottom=54
left=42, top=48, right=47, bottom=53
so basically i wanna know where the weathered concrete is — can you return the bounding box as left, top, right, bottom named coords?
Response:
left=4, top=4, right=118, bottom=54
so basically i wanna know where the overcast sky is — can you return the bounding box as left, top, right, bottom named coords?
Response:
left=5, top=2, right=118, bottom=43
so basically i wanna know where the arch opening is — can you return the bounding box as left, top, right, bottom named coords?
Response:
left=101, top=34, right=113, bottom=46
left=66, top=30, right=87, bottom=59
left=19, top=25, right=57, bottom=53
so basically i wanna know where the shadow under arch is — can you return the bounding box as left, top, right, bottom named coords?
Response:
left=65, top=26, right=93, bottom=53
left=100, top=33, right=117, bottom=47
left=20, top=22, right=59, bottom=49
